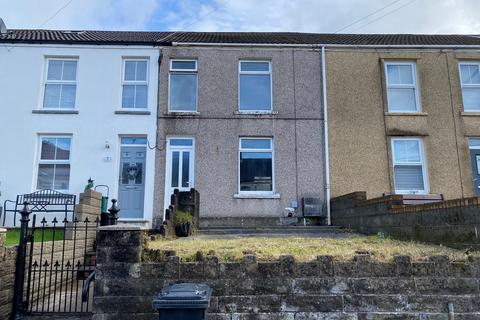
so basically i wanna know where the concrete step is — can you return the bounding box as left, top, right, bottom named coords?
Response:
left=198, top=226, right=344, bottom=235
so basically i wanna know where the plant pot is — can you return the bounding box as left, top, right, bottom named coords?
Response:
left=175, top=222, right=191, bottom=237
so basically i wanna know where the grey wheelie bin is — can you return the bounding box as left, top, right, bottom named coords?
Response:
left=153, top=283, right=212, bottom=320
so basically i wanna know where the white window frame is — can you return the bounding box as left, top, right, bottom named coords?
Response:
left=238, top=137, right=275, bottom=195
left=384, top=61, right=421, bottom=113
left=36, top=135, right=73, bottom=192
left=238, top=60, right=273, bottom=113
left=42, top=58, right=78, bottom=110
left=391, top=137, right=429, bottom=194
left=458, top=61, right=480, bottom=112
left=168, top=59, right=198, bottom=112
left=121, top=58, right=149, bottom=109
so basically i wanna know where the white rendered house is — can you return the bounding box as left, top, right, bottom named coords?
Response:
left=0, top=26, right=164, bottom=226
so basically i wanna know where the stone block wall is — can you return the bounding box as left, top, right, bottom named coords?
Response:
left=331, top=192, right=480, bottom=248
left=0, top=228, right=17, bottom=319
left=94, top=227, right=480, bottom=320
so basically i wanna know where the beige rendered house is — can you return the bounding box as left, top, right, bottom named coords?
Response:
left=326, top=41, right=480, bottom=200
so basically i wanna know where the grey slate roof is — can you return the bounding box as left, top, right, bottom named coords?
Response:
left=1, top=29, right=480, bottom=47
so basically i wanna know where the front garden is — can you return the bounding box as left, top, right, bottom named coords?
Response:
left=147, top=233, right=477, bottom=262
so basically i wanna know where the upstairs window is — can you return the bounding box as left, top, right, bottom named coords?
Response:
left=169, top=59, right=197, bottom=112
left=385, top=62, right=420, bottom=112
left=43, top=59, right=78, bottom=109
left=122, top=59, right=148, bottom=109
left=37, top=136, right=71, bottom=191
left=239, top=138, right=274, bottom=193
left=459, top=62, right=480, bottom=112
left=239, top=61, right=272, bottom=112
left=391, top=138, right=428, bottom=194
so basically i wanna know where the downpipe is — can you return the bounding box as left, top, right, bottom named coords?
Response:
left=448, top=302, right=454, bottom=320
left=321, top=46, right=331, bottom=225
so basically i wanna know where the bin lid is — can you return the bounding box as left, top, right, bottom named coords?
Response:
left=153, top=283, right=212, bottom=309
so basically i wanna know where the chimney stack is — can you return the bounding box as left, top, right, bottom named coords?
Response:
left=0, top=18, right=7, bottom=34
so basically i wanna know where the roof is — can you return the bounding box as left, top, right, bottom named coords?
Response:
left=1, top=29, right=480, bottom=47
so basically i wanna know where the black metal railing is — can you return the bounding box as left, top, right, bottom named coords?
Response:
left=13, top=202, right=99, bottom=317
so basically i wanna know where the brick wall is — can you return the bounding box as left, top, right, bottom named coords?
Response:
left=331, top=192, right=480, bottom=248
left=94, top=227, right=480, bottom=320
left=0, top=228, right=17, bottom=319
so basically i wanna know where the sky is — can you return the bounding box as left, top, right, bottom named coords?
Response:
left=1, top=0, right=480, bottom=34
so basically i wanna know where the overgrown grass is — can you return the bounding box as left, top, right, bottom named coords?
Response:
left=147, top=235, right=477, bottom=262
left=5, top=228, right=64, bottom=247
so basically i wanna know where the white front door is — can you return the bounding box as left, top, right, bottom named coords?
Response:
left=164, top=137, right=195, bottom=216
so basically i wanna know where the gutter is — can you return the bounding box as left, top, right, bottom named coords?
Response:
left=321, top=46, right=331, bottom=226
left=172, top=41, right=480, bottom=50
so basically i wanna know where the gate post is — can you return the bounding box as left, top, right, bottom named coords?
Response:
left=108, top=199, right=120, bottom=225
left=13, top=202, right=31, bottom=319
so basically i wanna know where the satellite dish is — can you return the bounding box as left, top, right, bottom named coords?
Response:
left=0, top=18, right=7, bottom=34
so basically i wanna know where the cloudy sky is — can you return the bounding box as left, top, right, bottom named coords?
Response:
left=1, top=0, right=479, bottom=34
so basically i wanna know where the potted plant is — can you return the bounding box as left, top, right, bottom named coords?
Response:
left=173, top=210, right=193, bottom=237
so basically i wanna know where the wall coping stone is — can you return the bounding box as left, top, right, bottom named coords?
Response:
left=99, top=224, right=147, bottom=231
left=0, top=228, right=6, bottom=233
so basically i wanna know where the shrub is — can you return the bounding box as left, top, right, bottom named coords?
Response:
left=173, top=210, right=193, bottom=226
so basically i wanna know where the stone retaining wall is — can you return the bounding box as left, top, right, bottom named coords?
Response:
left=331, top=192, right=480, bottom=248
left=93, top=227, right=480, bottom=320
left=0, top=228, right=17, bottom=319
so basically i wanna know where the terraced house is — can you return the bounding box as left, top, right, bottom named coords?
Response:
left=1, top=22, right=480, bottom=228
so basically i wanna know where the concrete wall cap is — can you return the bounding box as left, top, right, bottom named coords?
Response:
left=99, top=224, right=146, bottom=231
left=0, top=228, right=7, bottom=233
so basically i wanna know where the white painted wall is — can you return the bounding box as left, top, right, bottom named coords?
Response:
left=0, top=43, right=159, bottom=227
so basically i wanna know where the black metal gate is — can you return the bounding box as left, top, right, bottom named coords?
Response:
left=13, top=190, right=99, bottom=317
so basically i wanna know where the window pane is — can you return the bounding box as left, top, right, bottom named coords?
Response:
left=124, top=61, right=136, bottom=81
left=171, top=151, right=179, bottom=188
left=136, top=61, right=147, bottom=81
left=135, top=85, right=148, bottom=108
left=62, top=61, right=77, bottom=81
left=134, top=162, right=143, bottom=184
left=171, top=60, right=196, bottom=70
left=47, top=60, right=63, bottom=80
left=121, top=137, right=147, bottom=145
left=122, top=85, right=135, bottom=108
left=387, top=88, right=417, bottom=112
left=170, top=139, right=193, bottom=146
left=394, top=165, right=424, bottom=191
left=41, top=138, right=57, bottom=160
left=462, top=88, right=480, bottom=111
left=43, top=84, right=61, bottom=108
left=56, top=138, right=71, bottom=160
left=241, top=61, right=270, bottom=72
left=240, top=152, right=273, bottom=191
left=60, top=85, right=76, bottom=108
left=239, top=74, right=271, bottom=111
left=169, top=73, right=197, bottom=111
left=37, top=164, right=54, bottom=189
left=387, top=64, right=413, bottom=85
left=182, top=152, right=190, bottom=188
left=241, top=139, right=271, bottom=149
left=393, top=140, right=420, bottom=163
left=460, top=64, right=480, bottom=84
left=54, top=164, right=70, bottom=190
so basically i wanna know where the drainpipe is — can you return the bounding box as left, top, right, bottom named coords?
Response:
left=321, top=46, right=331, bottom=225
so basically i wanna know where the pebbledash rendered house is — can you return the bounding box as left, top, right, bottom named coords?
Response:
left=1, top=19, right=480, bottom=228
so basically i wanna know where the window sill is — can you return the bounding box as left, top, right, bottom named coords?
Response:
left=461, top=112, right=480, bottom=116
left=164, top=111, right=200, bottom=116
left=115, top=110, right=151, bottom=115
left=235, top=111, right=278, bottom=115
left=32, top=110, right=79, bottom=114
left=233, top=193, right=280, bottom=199
left=384, top=112, right=427, bottom=116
